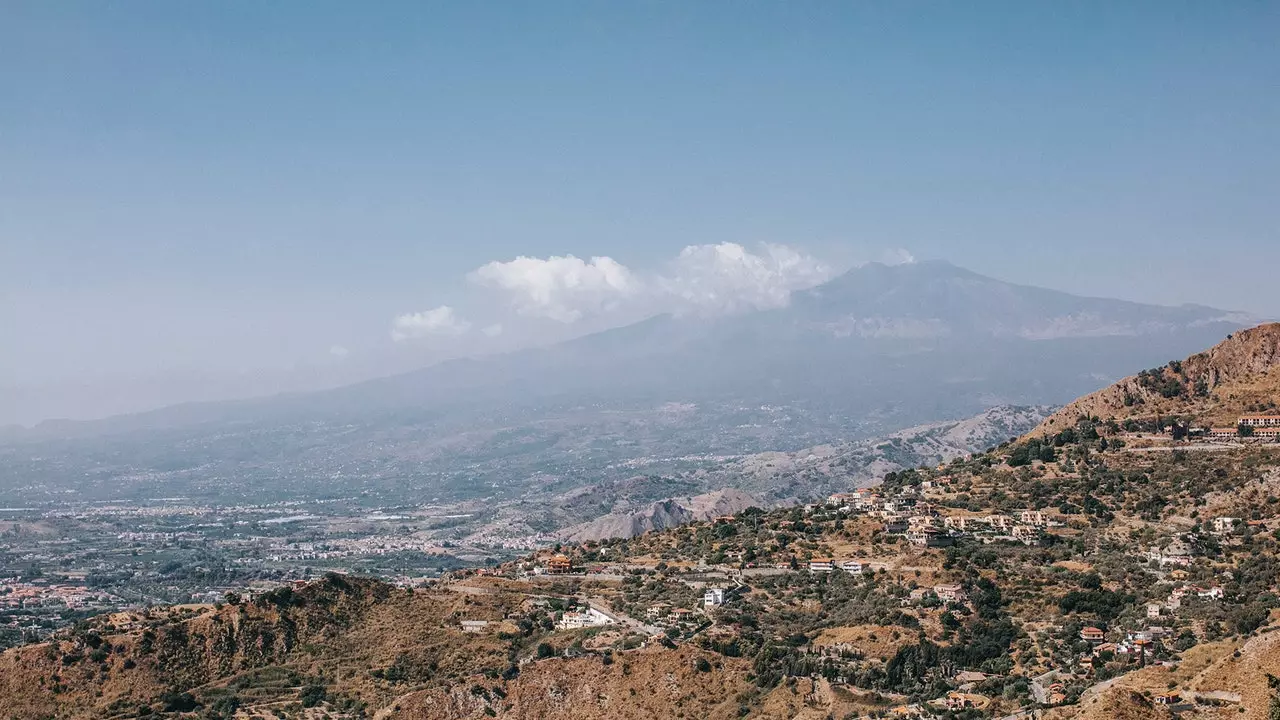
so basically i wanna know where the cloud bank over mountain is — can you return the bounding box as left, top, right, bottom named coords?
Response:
left=469, top=254, right=639, bottom=323
left=391, top=242, right=842, bottom=341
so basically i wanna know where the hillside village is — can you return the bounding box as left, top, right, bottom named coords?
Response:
left=1, top=326, right=1279, bottom=719
left=491, top=421, right=1279, bottom=718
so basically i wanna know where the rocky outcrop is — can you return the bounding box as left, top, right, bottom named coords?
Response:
left=559, top=488, right=760, bottom=542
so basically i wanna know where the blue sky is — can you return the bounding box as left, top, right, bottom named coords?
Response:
left=1, top=2, right=1277, bottom=422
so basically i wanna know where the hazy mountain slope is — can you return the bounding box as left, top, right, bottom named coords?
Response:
left=786, top=260, right=1249, bottom=339
left=1033, top=322, right=1280, bottom=436
left=560, top=488, right=760, bottom=542
left=700, top=404, right=1054, bottom=503
left=12, top=261, right=1248, bottom=440
left=0, top=264, right=1252, bottom=514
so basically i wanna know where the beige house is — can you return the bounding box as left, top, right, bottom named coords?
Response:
left=809, top=557, right=835, bottom=573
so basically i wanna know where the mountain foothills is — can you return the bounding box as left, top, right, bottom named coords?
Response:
left=3, top=261, right=1250, bottom=444
left=4, top=326, right=1280, bottom=718
left=0, top=263, right=1251, bottom=525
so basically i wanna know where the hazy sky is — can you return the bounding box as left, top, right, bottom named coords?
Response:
left=2, top=2, right=1277, bottom=424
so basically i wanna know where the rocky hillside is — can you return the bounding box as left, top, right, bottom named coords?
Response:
left=708, top=404, right=1053, bottom=501
left=559, top=488, right=760, bottom=542
left=1033, top=322, right=1280, bottom=436
left=554, top=405, right=1050, bottom=541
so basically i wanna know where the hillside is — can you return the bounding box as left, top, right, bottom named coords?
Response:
left=5, top=325, right=1280, bottom=719
left=705, top=404, right=1053, bottom=501
left=0, top=573, right=761, bottom=720
left=548, top=405, right=1051, bottom=542
left=1033, top=322, right=1280, bottom=437
left=5, top=436, right=1280, bottom=718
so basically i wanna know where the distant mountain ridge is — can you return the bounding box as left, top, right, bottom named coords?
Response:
left=8, top=261, right=1253, bottom=440
left=0, top=262, right=1259, bottom=518
left=786, top=260, right=1253, bottom=340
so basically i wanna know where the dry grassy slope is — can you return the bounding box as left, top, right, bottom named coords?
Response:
left=1194, top=626, right=1280, bottom=719
left=1062, top=690, right=1173, bottom=720
left=1045, top=625, right=1280, bottom=720
left=0, top=575, right=517, bottom=720
left=390, top=645, right=754, bottom=720
left=1032, top=322, right=1280, bottom=437
left=0, top=573, right=773, bottom=720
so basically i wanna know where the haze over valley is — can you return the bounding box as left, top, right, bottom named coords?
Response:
left=3, top=4, right=1279, bottom=718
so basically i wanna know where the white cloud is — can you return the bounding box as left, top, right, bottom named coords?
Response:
left=468, top=254, right=637, bottom=323
left=390, top=305, right=471, bottom=341
left=328, top=345, right=350, bottom=358
left=661, top=242, right=833, bottom=316
left=393, top=243, right=836, bottom=338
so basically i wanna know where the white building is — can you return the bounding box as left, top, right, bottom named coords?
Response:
left=1211, top=517, right=1240, bottom=535
left=557, top=607, right=616, bottom=630
left=1011, top=525, right=1040, bottom=545
left=703, top=588, right=725, bottom=608
left=839, top=560, right=863, bottom=575
left=1197, top=586, right=1225, bottom=600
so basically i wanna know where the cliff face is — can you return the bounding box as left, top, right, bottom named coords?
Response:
left=1032, top=323, right=1280, bottom=436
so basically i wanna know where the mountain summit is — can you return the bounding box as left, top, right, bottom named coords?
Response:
left=788, top=260, right=1249, bottom=340
left=273, top=261, right=1255, bottom=423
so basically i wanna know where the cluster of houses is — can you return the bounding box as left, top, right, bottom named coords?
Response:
left=640, top=586, right=733, bottom=626
left=876, top=691, right=992, bottom=719
left=1197, top=414, right=1280, bottom=442
left=1166, top=583, right=1224, bottom=609
left=825, top=488, right=1055, bottom=548
left=0, top=579, right=121, bottom=610
left=807, top=557, right=867, bottom=574
left=1066, top=584, right=1224, bottom=676
left=1079, top=623, right=1178, bottom=666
